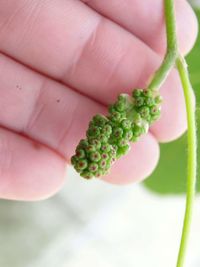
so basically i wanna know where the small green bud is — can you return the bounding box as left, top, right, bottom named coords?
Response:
left=110, top=111, right=121, bottom=122
left=76, top=159, right=88, bottom=171
left=155, top=95, right=162, bottom=104
left=101, top=153, right=109, bottom=160
left=75, top=149, right=85, bottom=159
left=132, top=89, right=143, bottom=97
left=80, top=171, right=93, bottom=179
left=89, top=139, right=101, bottom=149
left=113, top=127, right=123, bottom=138
left=89, top=163, right=99, bottom=172
left=124, top=130, right=133, bottom=140
left=102, top=124, right=112, bottom=136
left=143, top=89, right=153, bottom=97
left=99, top=134, right=108, bottom=143
left=94, top=170, right=104, bottom=177
left=117, top=145, right=130, bottom=157
left=150, top=106, right=160, bottom=115
left=135, top=97, right=145, bottom=107
left=99, top=159, right=107, bottom=169
left=118, top=94, right=127, bottom=102
left=132, top=125, right=143, bottom=137
left=121, top=119, right=132, bottom=130
left=101, top=144, right=111, bottom=152
left=146, top=97, right=155, bottom=107
left=115, top=101, right=126, bottom=112
left=87, top=126, right=100, bottom=138
left=93, top=114, right=107, bottom=126
left=90, top=151, right=101, bottom=162
left=118, top=138, right=129, bottom=147
left=139, top=106, right=150, bottom=118
left=85, top=144, right=96, bottom=152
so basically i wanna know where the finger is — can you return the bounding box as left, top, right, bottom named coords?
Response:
left=0, top=54, right=159, bottom=184
left=0, top=127, right=66, bottom=201
left=102, top=134, right=160, bottom=184
left=81, top=0, right=198, bottom=55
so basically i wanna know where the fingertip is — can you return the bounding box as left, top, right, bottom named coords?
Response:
left=30, top=169, right=66, bottom=201
left=0, top=128, right=67, bottom=201
left=176, top=0, right=198, bottom=56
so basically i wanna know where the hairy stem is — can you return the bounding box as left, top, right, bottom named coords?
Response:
left=148, top=0, right=178, bottom=91
left=148, top=50, right=177, bottom=91
left=148, top=0, right=197, bottom=266
left=164, top=0, right=178, bottom=51
left=176, top=57, right=197, bottom=267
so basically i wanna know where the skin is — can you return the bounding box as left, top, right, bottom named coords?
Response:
left=0, top=0, right=198, bottom=200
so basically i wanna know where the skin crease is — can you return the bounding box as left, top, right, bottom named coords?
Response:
left=0, top=0, right=198, bottom=200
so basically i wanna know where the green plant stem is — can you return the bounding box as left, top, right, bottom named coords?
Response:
left=176, top=56, right=197, bottom=267
left=164, top=0, right=177, bottom=51
left=148, top=0, right=197, bottom=266
left=148, top=0, right=178, bottom=91
left=148, top=50, right=177, bottom=91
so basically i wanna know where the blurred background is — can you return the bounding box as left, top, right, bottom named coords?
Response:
left=0, top=2, right=200, bottom=267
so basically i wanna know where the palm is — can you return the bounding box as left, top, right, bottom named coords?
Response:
left=0, top=0, right=197, bottom=200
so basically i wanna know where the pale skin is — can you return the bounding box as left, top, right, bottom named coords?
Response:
left=0, top=0, right=198, bottom=200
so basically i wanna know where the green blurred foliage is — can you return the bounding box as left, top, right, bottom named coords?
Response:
left=143, top=9, right=200, bottom=194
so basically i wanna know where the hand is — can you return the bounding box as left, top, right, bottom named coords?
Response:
left=0, top=0, right=197, bottom=200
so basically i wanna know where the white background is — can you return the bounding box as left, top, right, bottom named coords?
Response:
left=1, top=167, right=199, bottom=267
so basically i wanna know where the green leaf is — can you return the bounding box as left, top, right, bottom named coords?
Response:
left=143, top=9, right=200, bottom=194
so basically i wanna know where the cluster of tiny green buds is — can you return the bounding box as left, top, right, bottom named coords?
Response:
left=71, top=88, right=162, bottom=179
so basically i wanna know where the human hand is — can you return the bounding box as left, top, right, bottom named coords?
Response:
left=0, top=0, right=197, bottom=200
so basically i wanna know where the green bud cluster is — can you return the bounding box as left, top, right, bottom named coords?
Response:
left=71, top=89, right=162, bottom=179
